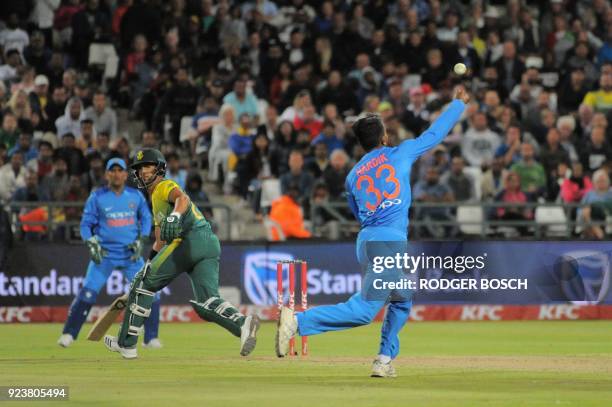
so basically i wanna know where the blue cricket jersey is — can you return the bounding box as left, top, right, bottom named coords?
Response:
left=80, top=186, right=152, bottom=260
left=345, top=99, right=465, bottom=233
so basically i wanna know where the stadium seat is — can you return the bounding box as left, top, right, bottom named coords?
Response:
left=535, top=206, right=568, bottom=237
left=179, top=116, right=194, bottom=143
left=88, top=43, right=118, bottom=79
left=457, top=205, right=484, bottom=235
left=462, top=166, right=483, bottom=201
left=263, top=216, right=285, bottom=241
left=260, top=179, right=281, bottom=210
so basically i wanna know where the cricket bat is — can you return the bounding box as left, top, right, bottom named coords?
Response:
left=87, top=294, right=129, bottom=341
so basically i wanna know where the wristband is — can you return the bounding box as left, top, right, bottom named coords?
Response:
left=170, top=211, right=182, bottom=219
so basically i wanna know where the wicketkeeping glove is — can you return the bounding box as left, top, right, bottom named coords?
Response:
left=127, top=237, right=144, bottom=261
left=86, top=236, right=107, bottom=264
left=160, top=212, right=182, bottom=242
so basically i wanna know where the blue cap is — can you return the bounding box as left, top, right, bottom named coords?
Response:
left=106, top=158, right=127, bottom=171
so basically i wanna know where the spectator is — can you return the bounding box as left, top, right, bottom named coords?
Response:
left=441, top=157, right=475, bottom=202
left=317, top=71, right=359, bottom=116
left=272, top=120, right=296, bottom=174
left=55, top=133, right=86, bottom=176
left=539, top=128, right=570, bottom=176
left=184, top=172, right=213, bottom=220
left=0, top=49, right=21, bottom=82
left=559, top=66, right=589, bottom=114
left=138, top=130, right=159, bottom=150
left=154, top=67, right=200, bottom=145
left=30, top=1, right=60, bottom=46
left=579, top=169, right=612, bottom=239
left=187, top=96, right=220, bottom=153
left=493, top=171, right=534, bottom=235
left=12, top=169, right=49, bottom=202
left=322, top=149, right=350, bottom=200
left=280, top=150, right=314, bottom=206
left=41, top=156, right=70, bottom=201
left=495, top=41, right=525, bottom=98
left=95, top=132, right=112, bottom=162
left=222, top=75, right=260, bottom=120
left=8, top=89, right=33, bottom=126
left=8, top=133, right=37, bottom=162
left=63, top=175, right=88, bottom=234
left=44, top=86, right=68, bottom=131
left=293, top=104, right=323, bottom=139
left=0, top=151, right=26, bottom=202
left=237, top=132, right=278, bottom=204
left=311, top=120, right=343, bottom=154
left=71, top=0, right=111, bottom=69
left=413, top=167, right=455, bottom=238
left=0, top=13, right=29, bottom=54
left=124, top=34, right=147, bottom=78
left=84, top=90, right=118, bottom=136
left=228, top=113, right=256, bottom=173
left=280, top=89, right=312, bottom=122
left=257, top=105, right=279, bottom=141
left=581, top=126, right=612, bottom=173
left=560, top=162, right=592, bottom=204
left=494, top=124, right=522, bottom=166
left=29, top=74, right=50, bottom=117
left=402, top=86, right=430, bottom=135
left=268, top=182, right=312, bottom=241
left=26, top=140, right=53, bottom=178
left=305, top=141, right=328, bottom=178
left=165, top=153, right=187, bottom=190
left=80, top=153, right=105, bottom=192
left=55, top=97, right=84, bottom=138
left=510, top=143, right=547, bottom=197
left=557, top=115, right=580, bottom=162
left=563, top=42, right=598, bottom=87
left=582, top=70, right=612, bottom=115
left=75, top=119, right=97, bottom=155
left=0, top=112, right=19, bottom=150
left=110, top=136, right=132, bottom=165
left=209, top=104, right=236, bottom=184
left=422, top=48, right=448, bottom=90
left=481, top=156, right=509, bottom=201
left=461, top=111, right=501, bottom=168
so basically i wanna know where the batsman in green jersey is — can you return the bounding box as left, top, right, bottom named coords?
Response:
left=104, top=148, right=260, bottom=359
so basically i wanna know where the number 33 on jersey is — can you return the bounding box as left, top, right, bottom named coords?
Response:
left=345, top=99, right=467, bottom=231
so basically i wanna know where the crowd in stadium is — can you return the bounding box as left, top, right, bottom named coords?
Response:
left=0, top=0, right=611, bottom=242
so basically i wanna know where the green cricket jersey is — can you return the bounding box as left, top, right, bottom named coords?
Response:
left=151, top=179, right=209, bottom=232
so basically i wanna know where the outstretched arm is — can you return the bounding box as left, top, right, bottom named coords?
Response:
left=399, top=87, right=470, bottom=159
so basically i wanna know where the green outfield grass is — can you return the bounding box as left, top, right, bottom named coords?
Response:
left=1, top=321, right=611, bottom=406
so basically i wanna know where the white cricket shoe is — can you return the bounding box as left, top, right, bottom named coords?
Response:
left=240, top=314, right=260, bottom=356
left=57, top=333, right=74, bottom=348
left=104, top=335, right=138, bottom=359
left=275, top=306, right=297, bottom=357
left=370, top=359, right=397, bottom=378
left=142, top=338, right=163, bottom=349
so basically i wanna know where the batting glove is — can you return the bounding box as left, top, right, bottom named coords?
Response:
left=160, top=212, right=182, bottom=242
left=127, top=237, right=144, bottom=261
left=86, top=236, right=107, bottom=264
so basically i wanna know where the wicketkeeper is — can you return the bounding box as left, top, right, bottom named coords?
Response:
left=104, top=148, right=259, bottom=359
left=58, top=158, right=161, bottom=348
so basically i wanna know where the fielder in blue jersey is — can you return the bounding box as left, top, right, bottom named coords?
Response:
left=276, top=87, right=469, bottom=377
left=57, top=158, right=161, bottom=348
